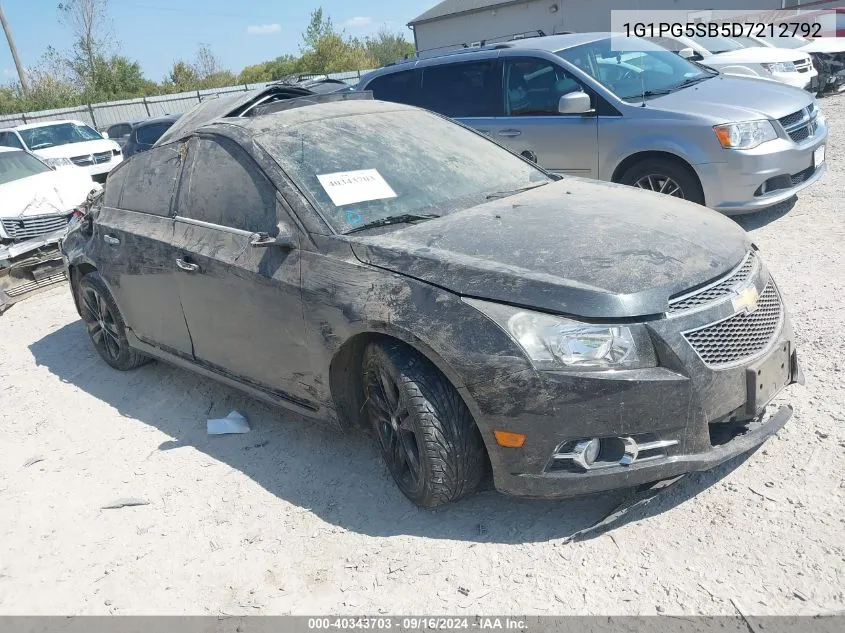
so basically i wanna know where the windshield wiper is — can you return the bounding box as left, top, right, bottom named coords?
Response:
left=673, top=76, right=711, bottom=90
left=345, top=213, right=440, bottom=234
left=485, top=181, right=550, bottom=200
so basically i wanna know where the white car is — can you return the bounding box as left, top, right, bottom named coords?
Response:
left=0, top=119, right=123, bottom=183
left=649, top=34, right=818, bottom=91
left=0, top=147, right=100, bottom=311
left=732, top=33, right=844, bottom=94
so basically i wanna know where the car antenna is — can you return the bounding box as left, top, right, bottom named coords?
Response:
left=640, top=74, right=647, bottom=107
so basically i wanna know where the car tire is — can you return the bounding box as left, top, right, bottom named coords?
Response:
left=362, top=341, right=486, bottom=509
left=619, top=158, right=705, bottom=205
left=78, top=271, right=150, bottom=371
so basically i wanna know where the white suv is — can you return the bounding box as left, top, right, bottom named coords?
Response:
left=0, top=119, right=122, bottom=182
left=650, top=34, right=818, bottom=92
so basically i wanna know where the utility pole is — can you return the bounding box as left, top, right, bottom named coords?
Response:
left=0, top=3, right=29, bottom=95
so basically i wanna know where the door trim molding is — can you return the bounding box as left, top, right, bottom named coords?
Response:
left=174, top=215, right=255, bottom=237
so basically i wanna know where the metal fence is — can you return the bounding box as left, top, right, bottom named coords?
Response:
left=0, top=70, right=372, bottom=130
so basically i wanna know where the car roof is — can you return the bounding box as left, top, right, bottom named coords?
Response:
left=155, top=85, right=322, bottom=146
left=378, top=32, right=610, bottom=71
left=8, top=119, right=86, bottom=131
left=209, top=99, right=418, bottom=137
left=134, top=114, right=180, bottom=127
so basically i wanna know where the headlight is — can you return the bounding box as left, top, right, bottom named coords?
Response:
left=463, top=298, right=657, bottom=371
left=43, top=157, right=74, bottom=168
left=761, top=61, right=796, bottom=74
left=713, top=120, right=777, bottom=150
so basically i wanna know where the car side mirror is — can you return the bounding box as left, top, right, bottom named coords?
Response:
left=678, top=48, right=702, bottom=61
left=558, top=91, right=593, bottom=115
left=101, top=131, right=109, bottom=139
left=250, top=223, right=295, bottom=249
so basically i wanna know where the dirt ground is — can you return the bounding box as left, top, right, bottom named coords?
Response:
left=1, top=97, right=843, bottom=618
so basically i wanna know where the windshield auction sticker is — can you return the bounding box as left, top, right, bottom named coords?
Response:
left=317, top=169, right=397, bottom=207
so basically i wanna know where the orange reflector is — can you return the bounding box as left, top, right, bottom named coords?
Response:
left=494, top=430, right=526, bottom=448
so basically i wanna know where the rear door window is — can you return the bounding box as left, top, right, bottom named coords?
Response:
left=366, top=70, right=420, bottom=106
left=119, top=145, right=182, bottom=216
left=103, top=162, right=129, bottom=207
left=419, top=59, right=502, bottom=117
left=177, top=136, right=277, bottom=234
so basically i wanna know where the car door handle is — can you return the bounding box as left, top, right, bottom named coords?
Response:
left=103, top=234, right=120, bottom=245
left=497, top=129, right=522, bottom=138
left=175, top=258, right=200, bottom=273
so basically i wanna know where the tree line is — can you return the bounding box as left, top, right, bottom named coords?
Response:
left=0, top=2, right=414, bottom=115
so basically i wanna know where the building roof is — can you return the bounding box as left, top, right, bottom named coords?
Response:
left=409, top=0, right=528, bottom=27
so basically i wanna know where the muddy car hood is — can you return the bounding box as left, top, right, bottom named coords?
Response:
left=350, top=179, right=750, bottom=319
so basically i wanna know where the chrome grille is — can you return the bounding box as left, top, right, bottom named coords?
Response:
left=4, top=271, right=67, bottom=298
left=796, top=59, right=812, bottom=73
left=779, top=106, right=817, bottom=143
left=93, top=151, right=112, bottom=164
left=1, top=214, right=69, bottom=240
left=668, top=251, right=757, bottom=315
left=70, top=154, right=93, bottom=166
left=779, top=110, right=805, bottom=128
left=683, top=283, right=783, bottom=368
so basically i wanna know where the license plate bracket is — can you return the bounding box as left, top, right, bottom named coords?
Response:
left=746, top=342, right=791, bottom=415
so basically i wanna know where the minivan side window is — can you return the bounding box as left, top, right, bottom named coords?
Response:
left=178, top=137, right=277, bottom=235
left=367, top=70, right=419, bottom=106
left=119, top=145, right=182, bottom=216
left=420, top=60, right=502, bottom=117
left=504, top=58, right=584, bottom=116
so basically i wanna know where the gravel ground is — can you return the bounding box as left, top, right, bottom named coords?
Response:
left=0, top=96, right=843, bottom=617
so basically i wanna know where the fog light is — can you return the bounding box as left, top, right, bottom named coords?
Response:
left=582, top=438, right=601, bottom=465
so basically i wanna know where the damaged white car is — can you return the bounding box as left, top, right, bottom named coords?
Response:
left=0, top=147, right=99, bottom=312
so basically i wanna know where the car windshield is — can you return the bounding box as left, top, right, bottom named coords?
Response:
left=557, top=38, right=715, bottom=102
left=0, top=150, right=51, bottom=185
left=758, top=34, right=809, bottom=49
left=732, top=36, right=768, bottom=48
left=19, top=123, right=102, bottom=150
left=690, top=35, right=745, bottom=54
left=261, top=108, right=550, bottom=234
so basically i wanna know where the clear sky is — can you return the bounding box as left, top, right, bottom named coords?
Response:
left=0, top=0, right=435, bottom=82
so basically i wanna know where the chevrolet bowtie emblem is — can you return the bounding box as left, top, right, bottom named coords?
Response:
left=732, top=285, right=760, bottom=314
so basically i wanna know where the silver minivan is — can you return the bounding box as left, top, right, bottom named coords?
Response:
left=358, top=33, right=827, bottom=214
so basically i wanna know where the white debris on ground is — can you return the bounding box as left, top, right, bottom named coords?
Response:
left=0, top=96, right=842, bottom=617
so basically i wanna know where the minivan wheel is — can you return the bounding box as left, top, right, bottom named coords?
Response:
left=78, top=272, right=149, bottom=371
left=362, top=341, right=486, bottom=509
left=619, top=158, right=705, bottom=205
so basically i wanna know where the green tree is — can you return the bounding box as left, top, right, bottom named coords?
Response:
left=363, top=28, right=415, bottom=66
left=296, top=8, right=378, bottom=74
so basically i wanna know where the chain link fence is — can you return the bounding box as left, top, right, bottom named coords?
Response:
left=0, top=70, right=371, bottom=130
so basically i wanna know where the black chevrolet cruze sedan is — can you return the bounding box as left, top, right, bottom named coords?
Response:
left=61, top=94, right=803, bottom=508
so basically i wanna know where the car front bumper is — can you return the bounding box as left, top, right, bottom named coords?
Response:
left=696, top=119, right=828, bottom=214
left=86, top=154, right=122, bottom=181
left=458, top=269, right=801, bottom=499
left=770, top=68, right=819, bottom=91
